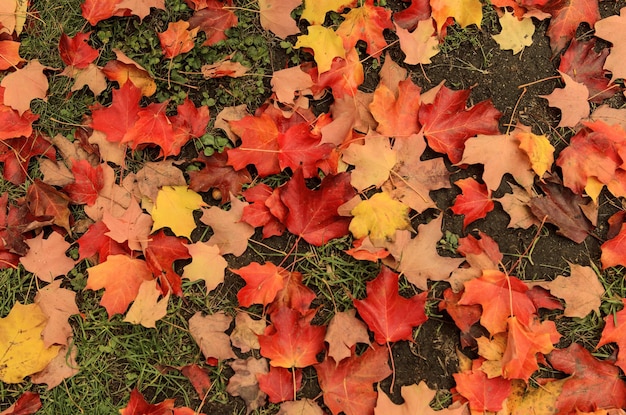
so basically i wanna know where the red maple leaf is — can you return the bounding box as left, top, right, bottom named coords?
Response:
left=393, top=0, right=431, bottom=30
left=26, top=179, right=72, bottom=233
left=63, top=160, right=104, bottom=206
left=0, top=87, right=39, bottom=140
left=170, top=98, right=210, bottom=156
left=308, top=48, right=364, bottom=99
left=240, top=183, right=285, bottom=238
left=559, top=37, right=617, bottom=103
left=418, top=85, right=501, bottom=164
left=438, top=288, right=481, bottom=333
left=315, top=345, right=391, bottom=415
left=547, top=342, right=626, bottom=413
left=180, top=364, right=212, bottom=400
left=58, top=32, right=99, bottom=69
left=556, top=121, right=625, bottom=197
left=0, top=132, right=55, bottom=185
left=81, top=0, right=122, bottom=25
left=187, top=0, right=238, bottom=46
left=258, top=306, right=326, bottom=368
left=227, top=112, right=280, bottom=176
left=123, top=101, right=177, bottom=156
left=119, top=388, right=174, bottom=415
left=279, top=168, right=356, bottom=246
left=276, top=123, right=334, bottom=178
left=597, top=299, right=626, bottom=373
left=90, top=82, right=142, bottom=144
left=458, top=270, right=536, bottom=335
left=2, top=391, right=41, bottom=415
left=188, top=152, right=251, bottom=204
left=601, top=223, right=626, bottom=269
left=353, top=266, right=428, bottom=344
left=232, top=262, right=287, bottom=307
left=227, top=114, right=332, bottom=178
left=457, top=231, right=503, bottom=265
left=257, top=366, right=303, bottom=403
left=451, top=177, right=494, bottom=229
left=144, top=230, right=191, bottom=296
left=453, top=358, right=512, bottom=412
left=76, top=220, right=129, bottom=262
left=0, top=192, right=29, bottom=261
left=268, top=269, right=317, bottom=315
left=542, top=0, right=600, bottom=55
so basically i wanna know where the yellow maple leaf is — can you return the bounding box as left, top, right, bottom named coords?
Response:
left=0, top=302, right=60, bottom=383
left=295, top=25, right=346, bottom=74
left=301, top=0, right=355, bottom=25
left=150, top=186, right=207, bottom=239
left=492, top=12, right=535, bottom=54
left=430, top=0, right=483, bottom=33
left=506, top=378, right=565, bottom=415
left=349, top=192, right=411, bottom=244
left=516, top=129, right=554, bottom=178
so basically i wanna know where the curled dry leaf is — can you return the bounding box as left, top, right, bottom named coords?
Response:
left=202, top=55, right=250, bottom=79
left=226, top=357, right=268, bottom=414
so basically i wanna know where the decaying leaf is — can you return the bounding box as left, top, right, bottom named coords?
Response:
left=189, top=311, right=237, bottom=363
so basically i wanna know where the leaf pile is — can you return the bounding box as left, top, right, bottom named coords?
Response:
left=3, top=0, right=626, bottom=414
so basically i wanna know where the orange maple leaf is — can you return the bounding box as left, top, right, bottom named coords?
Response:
left=85, top=254, right=153, bottom=317
left=158, top=20, right=199, bottom=59
left=458, top=270, right=536, bottom=335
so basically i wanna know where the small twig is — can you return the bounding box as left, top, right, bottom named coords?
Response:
left=360, top=39, right=400, bottom=64
left=507, top=215, right=547, bottom=275
left=517, top=75, right=562, bottom=89
left=506, top=88, right=526, bottom=135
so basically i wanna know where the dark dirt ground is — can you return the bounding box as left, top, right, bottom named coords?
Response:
left=212, top=0, right=626, bottom=410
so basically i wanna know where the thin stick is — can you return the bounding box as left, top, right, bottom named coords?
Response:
left=517, top=75, right=562, bottom=89
left=506, top=88, right=526, bottom=135
left=292, top=367, right=297, bottom=401
left=507, top=215, right=547, bottom=275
